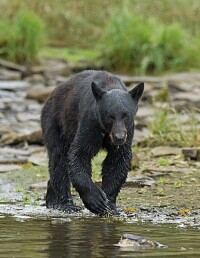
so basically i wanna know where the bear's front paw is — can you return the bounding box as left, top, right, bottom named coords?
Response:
left=107, top=201, right=118, bottom=216
left=81, top=186, right=113, bottom=215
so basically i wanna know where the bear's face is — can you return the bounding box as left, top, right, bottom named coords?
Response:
left=92, top=82, right=144, bottom=146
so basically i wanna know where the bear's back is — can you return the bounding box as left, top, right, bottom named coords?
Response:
left=57, top=70, right=126, bottom=94
left=48, top=70, right=127, bottom=124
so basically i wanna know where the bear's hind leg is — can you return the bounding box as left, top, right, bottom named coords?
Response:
left=46, top=180, right=57, bottom=208
left=46, top=179, right=80, bottom=212
left=46, top=140, right=81, bottom=213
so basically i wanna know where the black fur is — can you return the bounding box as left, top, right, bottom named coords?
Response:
left=41, top=70, right=144, bottom=215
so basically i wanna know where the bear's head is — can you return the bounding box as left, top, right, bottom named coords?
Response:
left=92, top=81, right=144, bottom=146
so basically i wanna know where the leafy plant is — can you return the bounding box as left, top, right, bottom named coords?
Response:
left=99, top=8, right=151, bottom=73
left=157, top=158, right=171, bottom=166
left=99, top=6, right=200, bottom=74
left=0, top=10, right=44, bottom=63
left=156, top=177, right=169, bottom=184
left=147, top=105, right=200, bottom=147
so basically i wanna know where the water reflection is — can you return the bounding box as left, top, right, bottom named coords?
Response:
left=0, top=216, right=200, bottom=258
left=46, top=218, right=120, bottom=258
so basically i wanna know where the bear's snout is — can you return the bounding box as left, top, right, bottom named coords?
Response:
left=110, top=131, right=127, bottom=145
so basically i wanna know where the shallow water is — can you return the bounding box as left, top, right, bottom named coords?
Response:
left=0, top=216, right=200, bottom=258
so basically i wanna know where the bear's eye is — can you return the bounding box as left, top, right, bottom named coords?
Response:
left=106, top=115, right=115, bottom=123
left=122, top=113, right=128, bottom=120
left=108, top=115, right=115, bottom=120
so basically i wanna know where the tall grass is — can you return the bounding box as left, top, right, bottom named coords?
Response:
left=0, top=0, right=199, bottom=48
left=0, top=10, right=44, bottom=63
left=147, top=105, right=200, bottom=147
left=0, top=0, right=199, bottom=72
left=99, top=6, right=200, bottom=74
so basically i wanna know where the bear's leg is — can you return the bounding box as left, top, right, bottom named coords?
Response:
left=101, top=143, right=132, bottom=212
left=46, top=144, right=81, bottom=212
left=68, top=135, right=113, bottom=215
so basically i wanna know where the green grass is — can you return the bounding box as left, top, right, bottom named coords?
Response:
left=92, top=151, right=106, bottom=182
left=0, top=0, right=199, bottom=46
left=0, top=10, right=44, bottom=63
left=99, top=6, right=200, bottom=74
left=40, top=47, right=100, bottom=63
left=147, top=105, right=200, bottom=147
left=156, top=177, right=169, bottom=184
left=156, top=158, right=171, bottom=166
left=0, top=0, right=200, bottom=72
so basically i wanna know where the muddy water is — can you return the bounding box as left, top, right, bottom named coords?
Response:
left=0, top=217, right=200, bottom=258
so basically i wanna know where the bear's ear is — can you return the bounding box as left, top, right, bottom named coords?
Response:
left=91, top=81, right=106, bottom=100
left=129, top=82, right=144, bottom=101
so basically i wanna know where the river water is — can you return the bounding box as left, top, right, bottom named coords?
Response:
left=0, top=216, right=200, bottom=258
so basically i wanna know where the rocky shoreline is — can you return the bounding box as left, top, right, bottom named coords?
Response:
left=1, top=58, right=200, bottom=163
left=0, top=58, right=200, bottom=224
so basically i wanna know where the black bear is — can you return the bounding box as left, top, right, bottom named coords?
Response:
left=41, top=70, right=144, bottom=215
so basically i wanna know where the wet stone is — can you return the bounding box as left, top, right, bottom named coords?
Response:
left=26, top=74, right=45, bottom=84
left=29, top=182, right=47, bottom=190
left=151, top=146, right=182, bottom=157
left=119, top=75, right=162, bottom=86
left=168, top=82, right=195, bottom=92
left=41, top=58, right=72, bottom=77
left=125, top=176, right=155, bottom=187
left=0, top=58, right=26, bottom=73
left=16, top=113, right=40, bottom=122
left=0, top=164, right=22, bottom=172
left=0, top=81, right=30, bottom=91
left=0, top=156, right=28, bottom=164
left=0, top=147, right=30, bottom=156
left=0, top=68, right=21, bottom=80
left=0, top=130, right=42, bottom=146
left=182, top=148, right=200, bottom=161
left=134, top=128, right=150, bottom=145
left=142, top=166, right=189, bottom=177
left=172, top=92, right=200, bottom=103
left=28, top=154, right=47, bottom=166
left=26, top=85, right=56, bottom=103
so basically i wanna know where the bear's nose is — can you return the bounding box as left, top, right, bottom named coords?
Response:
left=112, top=131, right=127, bottom=145
left=115, top=133, right=126, bottom=140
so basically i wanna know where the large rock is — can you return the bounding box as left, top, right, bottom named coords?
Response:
left=0, top=130, right=43, bottom=146
left=119, top=75, right=162, bottom=86
left=0, top=81, right=30, bottom=91
left=182, top=148, right=200, bottom=160
left=0, top=146, right=45, bottom=164
left=0, top=58, right=26, bottom=73
left=0, top=164, right=22, bottom=172
left=151, top=146, right=182, bottom=157
left=173, top=92, right=200, bottom=103
left=26, top=85, right=56, bottom=103
left=40, top=58, right=71, bottom=77
left=26, top=74, right=45, bottom=84
left=0, top=68, right=21, bottom=80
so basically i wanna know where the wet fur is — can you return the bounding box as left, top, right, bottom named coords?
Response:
left=41, top=70, right=143, bottom=215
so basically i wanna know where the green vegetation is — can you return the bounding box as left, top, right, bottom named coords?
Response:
left=156, top=177, right=169, bottom=185
left=100, top=7, right=200, bottom=74
left=155, top=187, right=165, bottom=196
left=0, top=0, right=199, bottom=73
left=0, top=10, right=44, bottom=63
left=173, top=181, right=185, bottom=188
left=40, top=47, right=100, bottom=63
left=147, top=106, right=200, bottom=147
left=92, top=151, right=106, bottom=182
left=156, top=158, right=171, bottom=166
